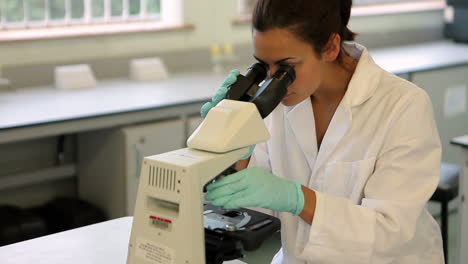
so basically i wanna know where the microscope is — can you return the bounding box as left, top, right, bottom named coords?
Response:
left=127, top=63, right=295, bottom=264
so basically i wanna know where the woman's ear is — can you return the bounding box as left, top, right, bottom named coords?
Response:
left=322, top=33, right=341, bottom=62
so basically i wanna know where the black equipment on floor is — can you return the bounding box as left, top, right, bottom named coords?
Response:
left=33, top=197, right=107, bottom=234
left=0, top=205, right=47, bottom=246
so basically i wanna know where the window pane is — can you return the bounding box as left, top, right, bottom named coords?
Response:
left=147, top=0, right=160, bottom=15
left=5, top=0, right=24, bottom=22
left=1, top=0, right=164, bottom=27
left=50, top=0, right=65, bottom=20
left=92, top=0, right=104, bottom=18
left=111, top=0, right=122, bottom=17
left=71, top=0, right=84, bottom=19
left=129, top=0, right=140, bottom=16
left=28, top=0, right=46, bottom=21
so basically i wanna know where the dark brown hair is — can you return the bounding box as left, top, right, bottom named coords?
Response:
left=252, top=0, right=356, bottom=57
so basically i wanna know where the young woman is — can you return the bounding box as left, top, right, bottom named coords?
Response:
left=202, top=0, right=444, bottom=263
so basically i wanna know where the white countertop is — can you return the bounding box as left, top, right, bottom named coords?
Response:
left=1, top=40, right=468, bottom=133
left=0, top=217, right=247, bottom=264
left=451, top=135, right=468, bottom=147
left=0, top=73, right=225, bottom=130
left=0, top=217, right=133, bottom=264
left=370, top=40, right=468, bottom=75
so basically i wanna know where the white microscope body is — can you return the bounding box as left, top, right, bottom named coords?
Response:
left=127, top=99, right=270, bottom=264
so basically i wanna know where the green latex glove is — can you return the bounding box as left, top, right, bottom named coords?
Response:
left=200, top=69, right=240, bottom=118
left=205, top=167, right=305, bottom=215
left=200, top=69, right=254, bottom=160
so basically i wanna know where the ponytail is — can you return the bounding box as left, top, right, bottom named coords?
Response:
left=342, top=26, right=357, bottom=41
left=340, top=0, right=357, bottom=41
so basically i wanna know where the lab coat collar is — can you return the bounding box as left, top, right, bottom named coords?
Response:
left=312, top=104, right=351, bottom=177
left=285, top=99, right=318, bottom=171
left=285, top=97, right=352, bottom=181
left=341, top=42, right=382, bottom=109
left=284, top=42, right=382, bottom=177
left=311, top=43, right=382, bottom=175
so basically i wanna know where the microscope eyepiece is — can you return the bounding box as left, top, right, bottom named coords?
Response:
left=250, top=65, right=296, bottom=118
left=273, top=65, right=295, bottom=84
left=226, top=63, right=267, bottom=102
left=225, top=62, right=296, bottom=118
left=245, top=62, right=268, bottom=86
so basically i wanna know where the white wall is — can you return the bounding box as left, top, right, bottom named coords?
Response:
left=0, top=1, right=444, bottom=68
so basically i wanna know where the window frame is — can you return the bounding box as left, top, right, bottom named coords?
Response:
left=0, top=0, right=187, bottom=42
left=1, top=0, right=164, bottom=29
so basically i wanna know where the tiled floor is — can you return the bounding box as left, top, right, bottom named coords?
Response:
left=242, top=207, right=460, bottom=263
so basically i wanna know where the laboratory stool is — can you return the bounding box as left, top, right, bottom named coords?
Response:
left=430, top=162, right=460, bottom=263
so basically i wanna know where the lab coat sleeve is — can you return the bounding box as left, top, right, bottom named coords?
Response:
left=297, top=90, right=442, bottom=263
left=248, top=141, right=271, bottom=171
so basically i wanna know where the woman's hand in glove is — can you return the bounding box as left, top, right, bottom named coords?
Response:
left=205, top=167, right=305, bottom=215
left=200, top=69, right=240, bottom=118
left=200, top=69, right=254, bottom=160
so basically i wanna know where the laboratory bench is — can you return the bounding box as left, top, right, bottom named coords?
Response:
left=0, top=216, right=252, bottom=264
left=0, top=40, right=468, bottom=263
left=2, top=40, right=468, bottom=143
left=0, top=73, right=225, bottom=143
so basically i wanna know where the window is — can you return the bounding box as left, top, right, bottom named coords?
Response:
left=0, top=0, right=162, bottom=29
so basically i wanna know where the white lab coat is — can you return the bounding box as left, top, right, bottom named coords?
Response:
left=248, top=42, right=444, bottom=264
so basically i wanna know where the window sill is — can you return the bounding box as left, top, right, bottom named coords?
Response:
left=233, top=0, right=445, bottom=25
left=0, top=22, right=195, bottom=43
